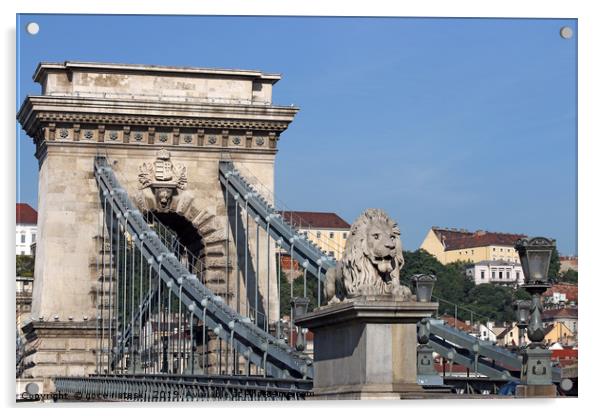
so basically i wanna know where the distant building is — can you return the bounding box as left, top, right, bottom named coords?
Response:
left=490, top=321, right=577, bottom=348
left=16, top=203, right=38, bottom=256
left=559, top=256, right=578, bottom=273
left=477, top=322, right=498, bottom=343
left=496, top=324, right=520, bottom=347
left=543, top=308, right=578, bottom=337
left=544, top=283, right=578, bottom=307
left=278, top=211, right=350, bottom=260
left=466, top=260, right=525, bottom=287
left=420, top=227, right=527, bottom=265
left=542, top=321, right=576, bottom=346
left=439, top=314, right=479, bottom=336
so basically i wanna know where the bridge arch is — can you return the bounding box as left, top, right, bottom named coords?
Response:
left=134, top=187, right=229, bottom=295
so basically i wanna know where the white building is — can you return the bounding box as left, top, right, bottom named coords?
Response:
left=466, top=260, right=525, bottom=287
left=477, top=322, right=498, bottom=343
left=16, top=203, right=38, bottom=255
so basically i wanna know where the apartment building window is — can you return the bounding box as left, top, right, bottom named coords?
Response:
left=491, top=270, right=496, bottom=279
left=329, top=232, right=334, bottom=239
left=499, top=271, right=504, bottom=279
left=32, top=233, right=36, bottom=242
left=480, top=270, right=485, bottom=280
left=316, top=231, right=321, bottom=239
left=516, top=271, right=521, bottom=280
left=21, top=234, right=26, bottom=243
left=493, top=248, right=496, bottom=251
left=506, top=271, right=510, bottom=279
left=343, top=232, right=347, bottom=239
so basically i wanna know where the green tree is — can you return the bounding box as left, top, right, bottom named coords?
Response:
left=432, top=260, right=475, bottom=315
left=549, top=246, right=560, bottom=279
left=558, top=269, right=578, bottom=284
left=399, top=249, right=445, bottom=288
left=399, top=249, right=533, bottom=324
left=279, top=268, right=319, bottom=318
left=16, top=255, right=34, bottom=277
left=466, top=284, right=517, bottom=323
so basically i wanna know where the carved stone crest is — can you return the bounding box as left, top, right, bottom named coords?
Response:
left=138, top=149, right=187, bottom=210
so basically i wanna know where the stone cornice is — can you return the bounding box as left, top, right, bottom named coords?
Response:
left=295, top=298, right=439, bottom=329
left=37, top=140, right=279, bottom=156
left=22, top=320, right=98, bottom=341
left=18, top=95, right=298, bottom=136
left=33, top=61, right=282, bottom=84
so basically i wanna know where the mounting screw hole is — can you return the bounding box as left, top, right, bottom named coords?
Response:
left=26, top=22, right=40, bottom=35
left=560, top=26, right=573, bottom=39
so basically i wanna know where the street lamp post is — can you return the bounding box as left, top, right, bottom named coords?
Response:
left=514, top=237, right=555, bottom=393
left=414, top=275, right=442, bottom=386
left=416, top=317, right=443, bottom=386
left=514, top=300, right=531, bottom=348
left=291, top=297, right=309, bottom=351
left=412, top=274, right=437, bottom=303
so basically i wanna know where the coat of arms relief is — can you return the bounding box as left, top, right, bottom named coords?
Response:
left=137, top=149, right=188, bottom=211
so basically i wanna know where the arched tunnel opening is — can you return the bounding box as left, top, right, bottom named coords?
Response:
left=149, top=211, right=205, bottom=276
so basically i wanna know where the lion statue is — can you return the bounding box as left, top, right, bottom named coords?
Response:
left=324, top=208, right=412, bottom=303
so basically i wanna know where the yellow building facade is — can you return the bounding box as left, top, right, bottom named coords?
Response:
left=495, top=321, right=575, bottom=347
left=279, top=211, right=350, bottom=260
left=543, top=321, right=575, bottom=345
left=420, top=227, right=525, bottom=265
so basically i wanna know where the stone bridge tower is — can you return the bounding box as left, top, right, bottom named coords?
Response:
left=17, top=62, right=298, bottom=381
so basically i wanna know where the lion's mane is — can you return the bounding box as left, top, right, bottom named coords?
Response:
left=325, top=208, right=410, bottom=303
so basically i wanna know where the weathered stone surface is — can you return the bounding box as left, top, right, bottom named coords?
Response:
left=515, top=384, right=557, bottom=398
left=17, top=61, right=297, bottom=383
left=296, top=298, right=438, bottom=400
left=324, top=209, right=411, bottom=304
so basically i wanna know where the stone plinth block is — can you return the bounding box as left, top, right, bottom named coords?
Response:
left=515, top=384, right=557, bottom=398
left=295, top=296, right=437, bottom=400
left=21, top=320, right=99, bottom=388
left=521, top=345, right=553, bottom=385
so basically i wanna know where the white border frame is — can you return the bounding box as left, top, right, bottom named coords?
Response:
left=2, top=0, right=598, bottom=412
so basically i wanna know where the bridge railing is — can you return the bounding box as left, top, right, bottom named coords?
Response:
left=94, top=156, right=313, bottom=381
left=218, top=161, right=337, bottom=315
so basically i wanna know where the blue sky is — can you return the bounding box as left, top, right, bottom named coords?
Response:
left=16, top=15, right=577, bottom=254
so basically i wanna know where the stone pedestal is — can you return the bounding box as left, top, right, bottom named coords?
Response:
left=20, top=321, right=98, bottom=392
left=417, top=344, right=444, bottom=387
left=515, top=384, right=557, bottom=398
left=295, top=296, right=438, bottom=400
left=521, top=345, right=553, bottom=385
left=516, top=345, right=556, bottom=397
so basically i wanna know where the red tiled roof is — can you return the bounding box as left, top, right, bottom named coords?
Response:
left=278, top=211, right=350, bottom=230
left=16, top=203, right=37, bottom=225
left=445, top=233, right=527, bottom=251
left=432, top=226, right=527, bottom=251
left=543, top=308, right=578, bottom=320
left=432, top=227, right=472, bottom=242
left=544, top=284, right=578, bottom=303
left=440, top=314, right=474, bottom=333
left=434, top=363, right=471, bottom=373
left=552, top=349, right=578, bottom=360
left=291, top=330, right=314, bottom=344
